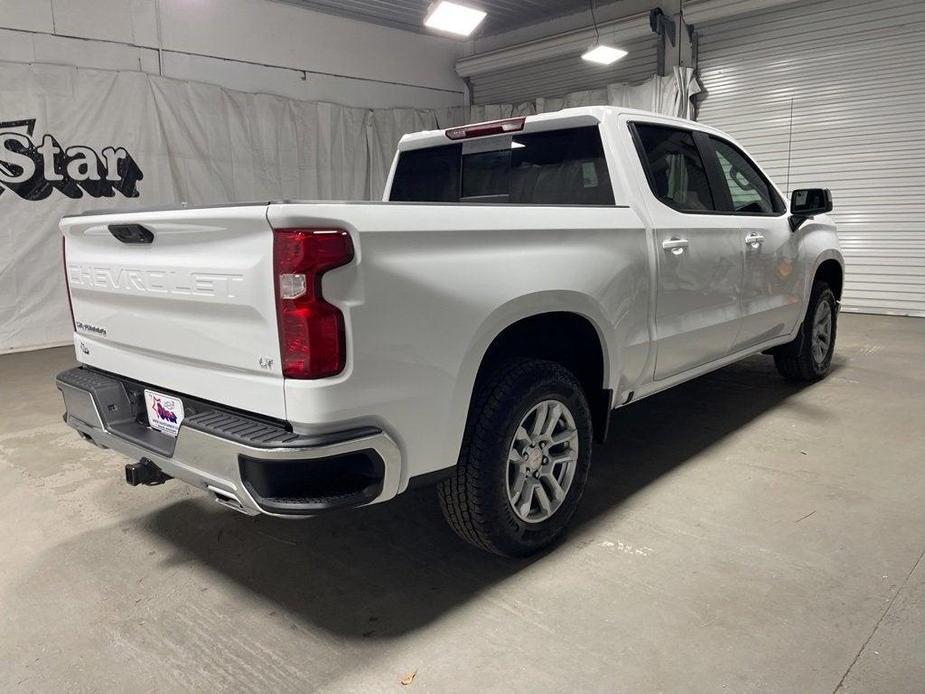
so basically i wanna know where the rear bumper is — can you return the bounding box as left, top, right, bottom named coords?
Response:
left=56, top=367, right=402, bottom=517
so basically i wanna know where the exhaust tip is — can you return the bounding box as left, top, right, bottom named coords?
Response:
left=208, top=485, right=259, bottom=516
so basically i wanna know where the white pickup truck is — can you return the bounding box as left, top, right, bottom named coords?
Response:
left=57, top=106, right=843, bottom=556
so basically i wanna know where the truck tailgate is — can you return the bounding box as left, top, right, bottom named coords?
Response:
left=60, top=205, right=286, bottom=419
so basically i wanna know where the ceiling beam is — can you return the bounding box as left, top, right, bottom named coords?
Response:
left=456, top=11, right=653, bottom=77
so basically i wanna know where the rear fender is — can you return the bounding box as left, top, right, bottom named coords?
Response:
left=447, top=291, right=614, bottom=444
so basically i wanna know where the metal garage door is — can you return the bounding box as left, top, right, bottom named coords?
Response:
left=470, top=33, right=657, bottom=105
left=693, top=0, right=925, bottom=316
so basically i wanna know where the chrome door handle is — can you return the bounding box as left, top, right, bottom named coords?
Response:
left=745, top=233, right=765, bottom=248
left=662, top=237, right=689, bottom=255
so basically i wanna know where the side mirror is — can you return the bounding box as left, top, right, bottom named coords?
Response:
left=789, top=188, right=833, bottom=231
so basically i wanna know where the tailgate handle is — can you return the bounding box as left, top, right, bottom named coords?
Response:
left=109, top=224, right=154, bottom=244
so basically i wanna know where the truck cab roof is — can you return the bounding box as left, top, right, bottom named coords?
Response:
left=396, top=106, right=724, bottom=152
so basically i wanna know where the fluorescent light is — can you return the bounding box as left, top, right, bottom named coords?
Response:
left=424, top=1, right=487, bottom=37
left=581, top=45, right=628, bottom=65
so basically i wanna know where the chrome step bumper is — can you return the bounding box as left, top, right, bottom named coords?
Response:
left=56, top=367, right=402, bottom=517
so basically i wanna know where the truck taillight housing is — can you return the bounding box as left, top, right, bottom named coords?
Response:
left=273, top=229, right=354, bottom=379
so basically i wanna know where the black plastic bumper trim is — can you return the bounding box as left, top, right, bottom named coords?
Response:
left=185, top=410, right=381, bottom=450
left=239, top=450, right=385, bottom=515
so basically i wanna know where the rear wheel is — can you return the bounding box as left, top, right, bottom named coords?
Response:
left=774, top=282, right=837, bottom=381
left=438, top=358, right=592, bottom=557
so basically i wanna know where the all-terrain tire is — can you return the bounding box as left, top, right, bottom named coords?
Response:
left=774, top=281, right=838, bottom=381
left=437, top=358, right=593, bottom=557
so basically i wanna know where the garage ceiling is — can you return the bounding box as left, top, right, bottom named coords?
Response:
left=275, top=0, right=609, bottom=36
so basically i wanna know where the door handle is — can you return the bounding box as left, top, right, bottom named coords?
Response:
left=662, top=237, right=689, bottom=255
left=745, top=232, right=765, bottom=249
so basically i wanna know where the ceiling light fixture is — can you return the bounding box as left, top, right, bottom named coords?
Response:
left=582, top=45, right=628, bottom=65
left=424, top=1, right=487, bottom=37
left=581, top=0, right=627, bottom=66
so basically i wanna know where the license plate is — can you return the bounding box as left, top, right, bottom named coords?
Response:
left=144, top=389, right=185, bottom=437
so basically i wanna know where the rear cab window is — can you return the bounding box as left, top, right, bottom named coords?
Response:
left=389, top=126, right=615, bottom=206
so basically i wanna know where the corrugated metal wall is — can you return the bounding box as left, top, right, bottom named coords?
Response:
left=471, top=34, right=658, bottom=105
left=695, top=0, right=925, bottom=316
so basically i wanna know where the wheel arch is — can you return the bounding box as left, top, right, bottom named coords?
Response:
left=456, top=294, right=615, bottom=444
left=814, top=257, right=844, bottom=300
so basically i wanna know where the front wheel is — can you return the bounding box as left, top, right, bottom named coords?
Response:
left=437, top=358, right=593, bottom=557
left=774, top=281, right=838, bottom=381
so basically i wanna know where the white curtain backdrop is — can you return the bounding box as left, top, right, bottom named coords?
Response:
left=0, top=62, right=696, bottom=352
left=457, top=67, right=700, bottom=124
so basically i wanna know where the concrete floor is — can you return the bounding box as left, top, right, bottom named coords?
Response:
left=1, top=313, right=923, bottom=693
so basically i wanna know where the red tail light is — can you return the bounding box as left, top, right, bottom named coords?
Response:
left=62, top=236, right=76, bottom=331
left=445, top=117, right=526, bottom=140
left=273, top=229, right=354, bottom=379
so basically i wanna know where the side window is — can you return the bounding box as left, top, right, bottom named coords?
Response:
left=634, top=123, right=715, bottom=213
left=710, top=137, right=784, bottom=215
